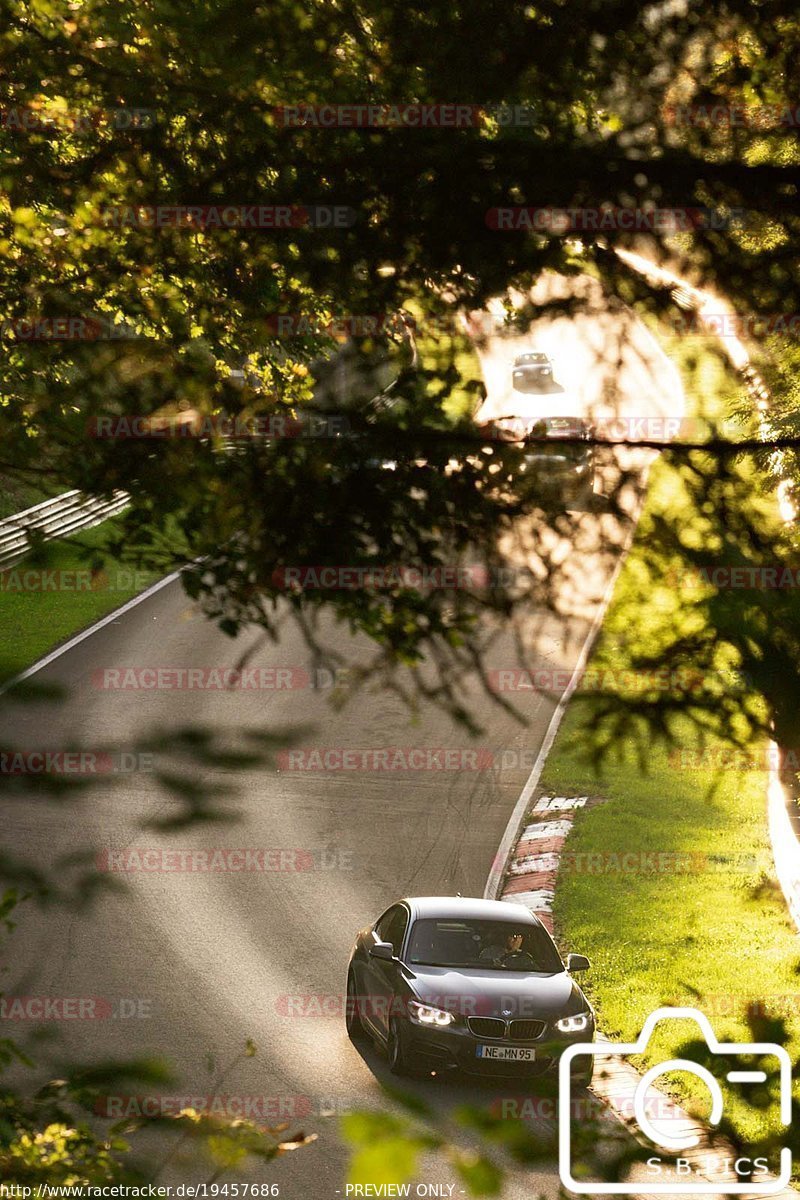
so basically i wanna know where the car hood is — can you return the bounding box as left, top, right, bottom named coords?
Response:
left=402, top=964, right=588, bottom=1020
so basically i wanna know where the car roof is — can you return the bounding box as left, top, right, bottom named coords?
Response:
left=403, top=896, right=545, bottom=926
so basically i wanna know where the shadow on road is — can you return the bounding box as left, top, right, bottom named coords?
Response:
left=346, top=1027, right=592, bottom=1140
left=512, top=378, right=566, bottom=396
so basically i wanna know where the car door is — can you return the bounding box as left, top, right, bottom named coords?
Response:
left=362, top=903, right=409, bottom=1042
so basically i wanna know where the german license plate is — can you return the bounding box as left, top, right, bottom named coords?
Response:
left=476, top=1045, right=535, bottom=1061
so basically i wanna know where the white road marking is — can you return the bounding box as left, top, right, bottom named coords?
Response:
left=0, top=569, right=181, bottom=697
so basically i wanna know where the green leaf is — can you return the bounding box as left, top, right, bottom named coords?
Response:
left=452, top=1152, right=503, bottom=1196
left=348, top=1137, right=420, bottom=1190
left=340, top=1111, right=406, bottom=1146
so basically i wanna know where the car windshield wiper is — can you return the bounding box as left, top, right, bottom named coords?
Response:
left=409, top=960, right=476, bottom=968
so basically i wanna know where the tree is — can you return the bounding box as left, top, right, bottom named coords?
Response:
left=2, top=0, right=800, bottom=1184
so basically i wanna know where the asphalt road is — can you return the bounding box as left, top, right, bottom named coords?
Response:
left=0, top=276, right=683, bottom=1199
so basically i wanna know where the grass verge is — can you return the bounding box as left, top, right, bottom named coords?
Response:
left=0, top=517, right=162, bottom=682
left=541, top=330, right=800, bottom=1148
left=0, top=475, right=53, bottom=521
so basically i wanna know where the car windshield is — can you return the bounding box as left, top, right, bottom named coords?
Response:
left=406, top=918, right=563, bottom=972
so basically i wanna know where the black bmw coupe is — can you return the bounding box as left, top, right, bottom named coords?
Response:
left=346, top=896, right=595, bottom=1084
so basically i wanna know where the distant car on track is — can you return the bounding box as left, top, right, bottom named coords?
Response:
left=480, top=414, right=597, bottom=509
left=346, top=896, right=595, bottom=1085
left=512, top=350, right=554, bottom=390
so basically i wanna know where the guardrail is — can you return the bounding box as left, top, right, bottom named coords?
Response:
left=0, top=378, right=404, bottom=571
left=0, top=374, right=404, bottom=571
left=0, top=490, right=129, bottom=570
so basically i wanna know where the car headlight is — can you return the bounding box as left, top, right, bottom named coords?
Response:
left=556, top=1012, right=591, bottom=1033
left=407, top=1000, right=455, bottom=1027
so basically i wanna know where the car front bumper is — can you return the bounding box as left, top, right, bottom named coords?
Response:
left=513, top=367, right=552, bottom=380
left=401, top=1019, right=595, bottom=1079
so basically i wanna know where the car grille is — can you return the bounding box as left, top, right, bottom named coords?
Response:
left=509, top=1019, right=546, bottom=1041
left=467, top=1016, right=547, bottom=1040
left=467, top=1017, right=506, bottom=1039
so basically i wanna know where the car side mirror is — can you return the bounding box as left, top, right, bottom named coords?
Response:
left=370, top=940, right=395, bottom=962
left=567, top=953, right=590, bottom=973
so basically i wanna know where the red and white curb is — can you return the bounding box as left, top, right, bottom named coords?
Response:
left=500, top=797, right=589, bottom=934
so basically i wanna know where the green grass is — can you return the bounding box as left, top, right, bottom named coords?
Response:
left=0, top=475, right=54, bottom=521
left=0, top=518, right=162, bottom=682
left=547, top=702, right=799, bottom=1144
left=540, top=324, right=800, bottom=1149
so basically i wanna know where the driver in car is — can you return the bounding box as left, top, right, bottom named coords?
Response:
left=478, top=929, right=526, bottom=965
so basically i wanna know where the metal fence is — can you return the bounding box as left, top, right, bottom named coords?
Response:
left=0, top=489, right=129, bottom=570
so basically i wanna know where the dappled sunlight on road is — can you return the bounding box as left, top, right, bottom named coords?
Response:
left=472, top=273, right=685, bottom=626
left=0, top=274, right=689, bottom=1198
